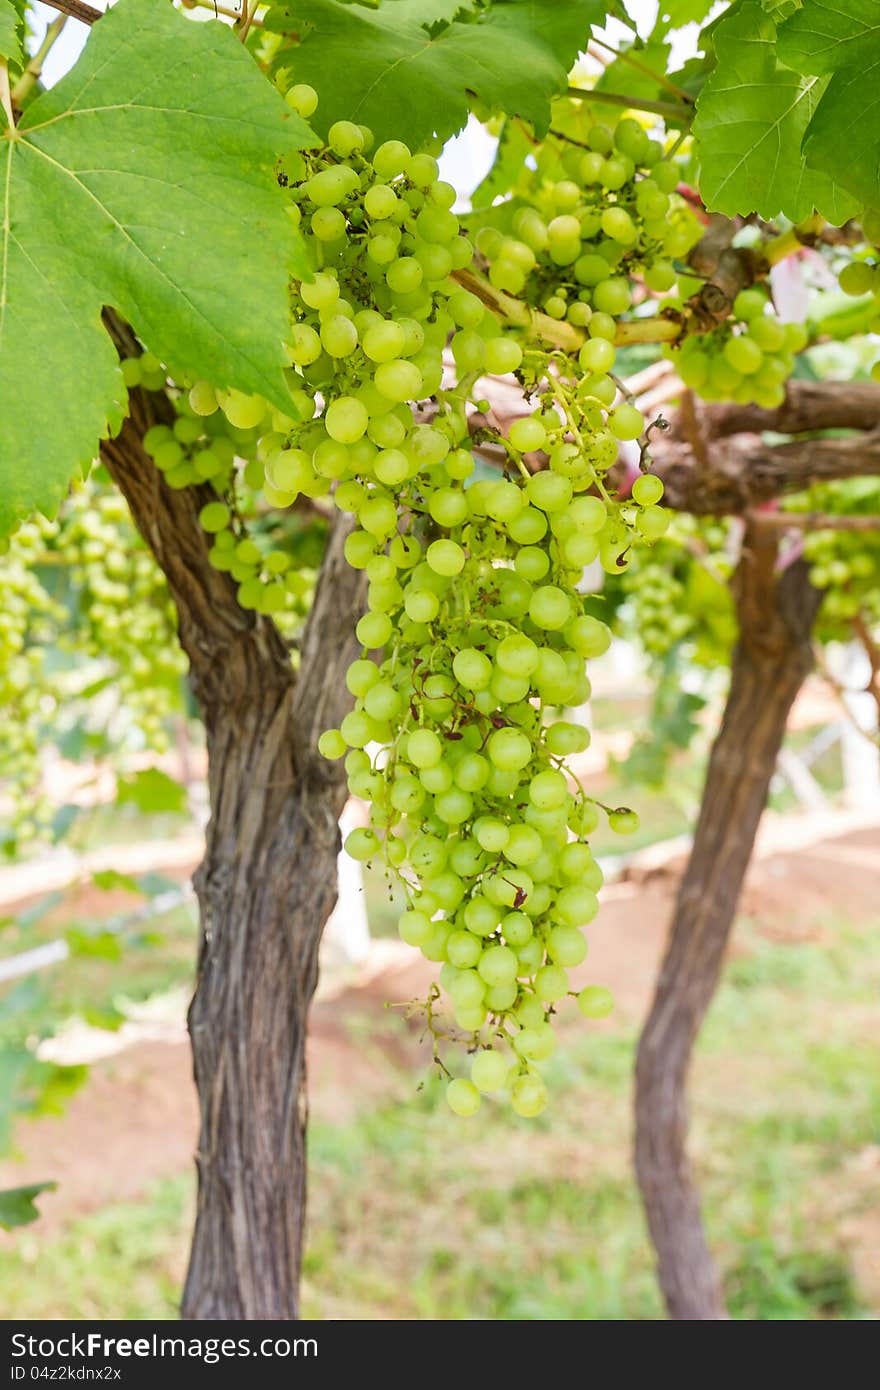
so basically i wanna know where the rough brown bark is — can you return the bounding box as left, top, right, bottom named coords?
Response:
left=101, top=364, right=364, bottom=1318
left=694, top=379, right=880, bottom=439
left=634, top=525, right=822, bottom=1320
left=652, top=428, right=880, bottom=515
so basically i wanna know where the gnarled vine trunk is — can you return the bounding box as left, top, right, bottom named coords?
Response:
left=634, top=524, right=822, bottom=1320
left=102, top=346, right=364, bottom=1318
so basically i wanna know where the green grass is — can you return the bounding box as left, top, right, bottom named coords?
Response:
left=1, top=912, right=877, bottom=1320
left=0, top=1176, right=190, bottom=1320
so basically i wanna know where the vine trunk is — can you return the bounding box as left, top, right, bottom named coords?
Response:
left=634, top=524, right=821, bottom=1319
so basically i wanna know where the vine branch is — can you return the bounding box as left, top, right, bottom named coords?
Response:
left=746, top=511, right=880, bottom=533
left=37, top=0, right=101, bottom=24
left=566, top=84, right=692, bottom=124
left=585, top=37, right=694, bottom=106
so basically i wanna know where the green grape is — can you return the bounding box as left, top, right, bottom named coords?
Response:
left=839, top=261, right=875, bottom=296
left=471, top=1049, right=508, bottom=1093
left=607, top=404, right=644, bottom=440
left=577, top=985, right=614, bottom=1019
left=632, top=473, right=664, bottom=506
left=608, top=807, right=640, bottom=834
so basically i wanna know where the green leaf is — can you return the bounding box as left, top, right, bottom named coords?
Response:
left=693, top=0, right=858, bottom=221
left=0, top=0, right=21, bottom=64
left=116, top=767, right=188, bottom=816
left=0, top=1182, right=56, bottom=1230
left=595, top=36, right=671, bottom=102
left=270, top=0, right=600, bottom=146
left=778, top=0, right=880, bottom=210
left=135, top=870, right=179, bottom=899
left=0, top=0, right=316, bottom=535
left=31, top=1063, right=88, bottom=1116
left=65, top=926, right=123, bottom=961
left=656, top=0, right=717, bottom=26
left=92, top=868, right=141, bottom=895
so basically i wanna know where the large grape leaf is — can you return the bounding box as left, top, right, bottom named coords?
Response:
left=268, top=0, right=601, bottom=146
left=778, top=0, right=880, bottom=210
left=693, top=0, right=858, bottom=222
left=0, top=0, right=315, bottom=535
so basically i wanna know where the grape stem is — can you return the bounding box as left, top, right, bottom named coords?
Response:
left=0, top=60, right=14, bottom=129
left=763, top=213, right=826, bottom=266
left=11, top=15, right=68, bottom=106
left=566, top=84, right=692, bottom=125
left=585, top=36, right=695, bottom=107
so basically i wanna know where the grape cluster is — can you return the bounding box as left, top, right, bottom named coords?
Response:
left=57, top=483, right=186, bottom=748
left=474, top=114, right=700, bottom=326
left=133, top=96, right=680, bottom=1114
left=665, top=288, right=807, bottom=407
left=618, top=515, right=734, bottom=662
left=232, top=107, right=669, bottom=1116
left=0, top=521, right=63, bottom=841
left=787, top=481, right=880, bottom=629
left=127, top=356, right=320, bottom=635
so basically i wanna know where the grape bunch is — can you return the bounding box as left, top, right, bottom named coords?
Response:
left=133, top=95, right=679, bottom=1114
left=57, top=483, right=186, bottom=749
left=665, top=288, right=807, bottom=408
left=0, top=520, right=64, bottom=840
left=617, top=515, right=734, bottom=662
left=244, top=105, right=668, bottom=1116
left=787, top=481, right=880, bottom=629
left=475, top=113, right=701, bottom=328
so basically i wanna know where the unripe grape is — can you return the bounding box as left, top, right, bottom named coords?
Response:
left=579, top=338, right=615, bottom=374
left=285, top=83, right=318, bottom=117
left=839, top=261, right=875, bottom=296
left=189, top=381, right=218, bottom=416
left=453, top=647, right=492, bottom=690
left=509, top=416, right=548, bottom=453
left=486, top=726, right=532, bottom=772
left=374, top=359, right=423, bottom=402
left=356, top=610, right=392, bottom=647
left=325, top=396, right=369, bottom=443
left=529, top=585, right=572, bottom=630
left=320, top=315, right=358, bottom=358
left=199, top=502, right=231, bottom=534
left=534, top=964, right=568, bottom=1003
left=514, top=1022, right=557, bottom=1062
left=632, top=473, right=664, bottom=506
left=424, top=539, right=463, bottom=577
left=732, top=288, right=766, bottom=321
left=345, top=827, right=379, bottom=861
left=446, top=1078, right=481, bottom=1116
left=723, top=335, right=763, bottom=375
left=608, top=404, right=644, bottom=441
left=577, top=985, right=614, bottom=1019
left=471, top=1049, right=508, bottom=1093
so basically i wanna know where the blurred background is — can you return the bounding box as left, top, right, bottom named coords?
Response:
left=1, top=621, right=878, bottom=1319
